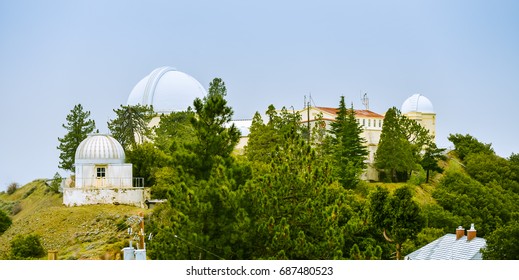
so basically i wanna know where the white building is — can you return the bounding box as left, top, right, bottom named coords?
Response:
left=401, top=93, right=436, bottom=141
left=63, top=134, right=148, bottom=208
left=127, top=66, right=207, bottom=127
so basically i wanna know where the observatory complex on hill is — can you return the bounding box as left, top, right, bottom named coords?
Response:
left=127, top=66, right=436, bottom=182
left=63, top=66, right=436, bottom=207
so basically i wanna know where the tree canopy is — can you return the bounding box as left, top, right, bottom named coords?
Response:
left=57, top=104, right=96, bottom=172
left=107, top=104, right=155, bottom=151
left=327, top=97, right=368, bottom=188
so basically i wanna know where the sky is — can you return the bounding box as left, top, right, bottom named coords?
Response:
left=1, top=0, right=518, bottom=191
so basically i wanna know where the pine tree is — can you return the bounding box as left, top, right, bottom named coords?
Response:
left=420, top=143, right=446, bottom=183
left=328, top=97, right=368, bottom=188
left=190, top=78, right=240, bottom=179
left=107, top=104, right=155, bottom=150
left=375, top=107, right=415, bottom=182
left=57, top=104, right=96, bottom=172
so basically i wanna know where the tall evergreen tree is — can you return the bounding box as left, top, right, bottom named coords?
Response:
left=190, top=78, right=240, bottom=179
left=57, top=104, right=96, bottom=172
left=107, top=104, right=155, bottom=150
left=375, top=107, right=414, bottom=182
left=328, top=97, right=368, bottom=188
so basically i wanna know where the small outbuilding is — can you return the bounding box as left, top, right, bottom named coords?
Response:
left=63, top=134, right=148, bottom=208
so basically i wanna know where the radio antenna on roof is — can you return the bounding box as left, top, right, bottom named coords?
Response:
left=361, top=92, right=369, bottom=110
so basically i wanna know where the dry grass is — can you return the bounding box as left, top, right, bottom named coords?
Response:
left=0, top=180, right=150, bottom=260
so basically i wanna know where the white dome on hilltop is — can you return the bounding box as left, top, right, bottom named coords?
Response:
left=127, top=66, right=207, bottom=113
left=401, top=94, right=434, bottom=114
left=75, top=134, right=126, bottom=165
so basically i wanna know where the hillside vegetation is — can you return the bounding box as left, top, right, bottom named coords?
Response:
left=0, top=180, right=150, bottom=260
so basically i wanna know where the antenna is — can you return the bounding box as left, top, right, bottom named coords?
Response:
left=361, top=92, right=369, bottom=110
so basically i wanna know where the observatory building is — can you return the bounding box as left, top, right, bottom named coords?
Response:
left=63, top=134, right=148, bottom=208
left=127, top=66, right=207, bottom=127
left=401, top=93, right=436, bottom=141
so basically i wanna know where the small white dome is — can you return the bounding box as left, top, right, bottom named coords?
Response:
left=127, top=66, right=207, bottom=113
left=401, top=94, right=434, bottom=114
left=75, top=134, right=126, bottom=164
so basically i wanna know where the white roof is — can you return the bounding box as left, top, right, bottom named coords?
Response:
left=405, top=233, right=487, bottom=260
left=401, top=94, right=434, bottom=114
left=127, top=66, right=207, bottom=113
left=75, top=134, right=126, bottom=165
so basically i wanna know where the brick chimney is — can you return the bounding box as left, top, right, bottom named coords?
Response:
left=456, top=226, right=465, bottom=240
left=467, top=223, right=477, bottom=241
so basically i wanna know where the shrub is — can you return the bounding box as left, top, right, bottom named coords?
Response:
left=47, top=172, right=62, bottom=194
left=10, top=234, right=46, bottom=260
left=0, top=209, right=12, bottom=234
left=7, top=183, right=18, bottom=195
left=22, top=186, right=36, bottom=198
left=11, top=202, right=22, bottom=215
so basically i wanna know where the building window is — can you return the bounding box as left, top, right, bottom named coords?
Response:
left=96, top=167, right=106, bottom=178
left=362, top=119, right=365, bottom=126
left=368, top=119, right=371, bottom=127
left=379, top=120, right=382, bottom=127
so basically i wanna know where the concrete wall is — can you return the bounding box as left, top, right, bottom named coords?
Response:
left=63, top=187, right=149, bottom=208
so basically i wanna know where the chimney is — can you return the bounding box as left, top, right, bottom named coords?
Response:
left=467, top=223, right=477, bottom=241
left=456, top=226, right=465, bottom=240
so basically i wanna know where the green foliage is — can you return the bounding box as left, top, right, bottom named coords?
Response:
left=433, top=170, right=519, bottom=236
left=375, top=108, right=415, bottom=182
left=7, top=182, right=18, bottom=195
left=368, top=185, right=425, bottom=259
left=190, top=78, right=240, bottom=179
left=9, top=234, right=46, bottom=259
left=448, top=133, right=494, bottom=161
left=327, top=97, right=368, bottom=188
left=245, top=106, right=303, bottom=163
left=57, top=104, right=96, bottom=172
left=243, top=126, right=365, bottom=259
left=154, top=111, right=197, bottom=153
left=0, top=209, right=12, bottom=234
left=126, top=142, right=170, bottom=188
left=375, top=107, right=433, bottom=182
left=483, top=219, right=519, bottom=260
left=420, top=143, right=446, bottom=183
left=421, top=204, right=461, bottom=232
left=107, top=104, right=155, bottom=151
left=47, top=172, right=62, bottom=194
left=465, top=152, right=519, bottom=193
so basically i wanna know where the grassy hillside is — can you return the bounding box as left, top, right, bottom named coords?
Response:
left=0, top=180, right=151, bottom=260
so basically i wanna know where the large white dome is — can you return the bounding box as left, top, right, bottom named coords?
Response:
left=401, top=94, right=434, bottom=114
left=127, top=66, right=207, bottom=113
left=75, top=134, right=126, bottom=165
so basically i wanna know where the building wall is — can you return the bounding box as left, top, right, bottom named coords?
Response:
left=75, top=164, right=133, bottom=188
left=63, top=187, right=150, bottom=208
left=403, top=111, right=436, bottom=142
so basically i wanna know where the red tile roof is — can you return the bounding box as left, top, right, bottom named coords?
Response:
left=316, top=107, right=384, bottom=118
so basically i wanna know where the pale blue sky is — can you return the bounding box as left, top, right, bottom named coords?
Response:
left=1, top=0, right=518, bottom=190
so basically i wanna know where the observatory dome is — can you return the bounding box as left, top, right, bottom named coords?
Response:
left=401, top=94, right=434, bottom=114
left=127, top=66, right=207, bottom=113
left=75, top=134, right=126, bottom=165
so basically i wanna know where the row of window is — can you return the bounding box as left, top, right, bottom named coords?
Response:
left=357, top=118, right=383, bottom=128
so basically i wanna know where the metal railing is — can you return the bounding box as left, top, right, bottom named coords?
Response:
left=65, top=177, right=145, bottom=188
